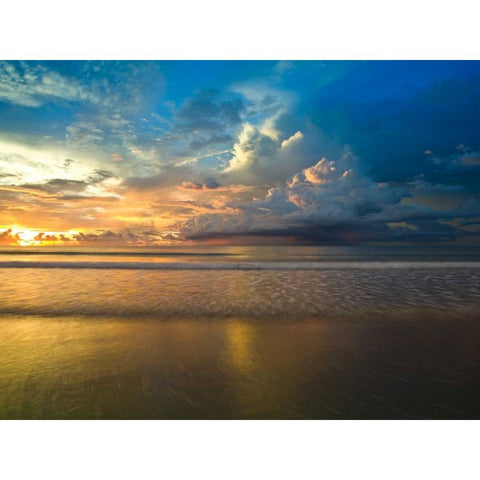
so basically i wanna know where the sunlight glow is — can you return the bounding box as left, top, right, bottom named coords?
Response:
left=0, top=225, right=80, bottom=246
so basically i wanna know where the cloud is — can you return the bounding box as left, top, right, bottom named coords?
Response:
left=0, top=62, right=165, bottom=169
left=0, top=61, right=99, bottom=107
left=0, top=226, right=182, bottom=247
left=0, top=229, right=21, bottom=245
left=177, top=180, right=254, bottom=193
left=124, top=163, right=197, bottom=191
left=178, top=152, right=480, bottom=243
left=0, top=138, right=124, bottom=206
left=222, top=119, right=339, bottom=186
left=175, top=89, right=244, bottom=133
left=458, top=151, right=480, bottom=166
left=180, top=179, right=221, bottom=190
left=0, top=138, right=101, bottom=185
left=406, top=177, right=465, bottom=193
left=223, top=123, right=281, bottom=179
left=66, top=122, right=104, bottom=149
left=165, top=90, right=245, bottom=158
left=72, top=227, right=179, bottom=246
left=183, top=153, right=404, bottom=234
left=229, top=79, right=296, bottom=121
left=151, top=200, right=217, bottom=215
left=81, top=61, right=165, bottom=116
left=189, top=134, right=233, bottom=151
left=18, top=171, right=120, bottom=201
left=2, top=61, right=480, bottom=245
left=0, top=185, right=62, bottom=198
left=33, top=232, right=59, bottom=242
left=281, top=131, right=304, bottom=149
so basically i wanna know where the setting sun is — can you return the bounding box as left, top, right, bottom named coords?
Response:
left=0, top=225, right=79, bottom=246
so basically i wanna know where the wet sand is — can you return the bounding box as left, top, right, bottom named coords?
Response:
left=1, top=315, right=479, bottom=419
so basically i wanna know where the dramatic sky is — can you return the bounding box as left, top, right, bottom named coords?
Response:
left=1, top=60, right=480, bottom=246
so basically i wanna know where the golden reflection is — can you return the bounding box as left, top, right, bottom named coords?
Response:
left=226, top=322, right=255, bottom=376
left=223, top=321, right=332, bottom=418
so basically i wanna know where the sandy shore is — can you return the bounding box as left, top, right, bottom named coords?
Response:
left=1, top=315, right=479, bottom=419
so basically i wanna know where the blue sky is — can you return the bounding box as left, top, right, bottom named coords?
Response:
left=1, top=60, right=480, bottom=245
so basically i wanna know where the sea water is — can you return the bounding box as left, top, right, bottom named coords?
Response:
left=1, top=245, right=480, bottom=419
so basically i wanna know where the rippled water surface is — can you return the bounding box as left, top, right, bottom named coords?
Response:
left=1, top=246, right=480, bottom=419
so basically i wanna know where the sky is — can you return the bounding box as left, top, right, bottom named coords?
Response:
left=1, top=60, right=480, bottom=246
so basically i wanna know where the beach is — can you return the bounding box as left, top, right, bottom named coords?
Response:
left=1, top=246, right=480, bottom=419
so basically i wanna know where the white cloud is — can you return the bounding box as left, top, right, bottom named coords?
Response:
left=224, top=123, right=274, bottom=172
left=0, top=138, right=118, bottom=195
left=65, top=122, right=104, bottom=149
left=222, top=120, right=336, bottom=187
left=281, top=131, right=304, bottom=149
left=0, top=61, right=99, bottom=107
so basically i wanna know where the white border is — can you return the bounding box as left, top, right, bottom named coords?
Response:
left=1, top=1, right=479, bottom=478
left=1, top=420, right=479, bottom=479
left=1, top=0, right=479, bottom=59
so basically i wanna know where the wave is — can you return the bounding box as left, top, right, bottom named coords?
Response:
left=1, top=260, right=480, bottom=270
left=1, top=261, right=479, bottom=321
left=0, top=251, right=238, bottom=257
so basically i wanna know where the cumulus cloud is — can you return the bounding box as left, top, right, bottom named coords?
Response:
left=281, top=131, right=304, bottom=149
left=178, top=152, right=480, bottom=243
left=222, top=119, right=339, bottom=186
left=225, top=123, right=277, bottom=173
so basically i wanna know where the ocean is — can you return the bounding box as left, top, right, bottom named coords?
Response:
left=1, top=245, right=480, bottom=419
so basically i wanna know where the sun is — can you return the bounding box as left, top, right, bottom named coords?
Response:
left=1, top=225, right=80, bottom=247
left=16, top=229, right=39, bottom=246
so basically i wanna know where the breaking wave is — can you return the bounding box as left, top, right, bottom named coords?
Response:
left=1, top=263, right=480, bottom=320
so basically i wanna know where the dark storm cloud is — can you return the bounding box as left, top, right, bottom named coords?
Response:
left=175, top=90, right=245, bottom=133
left=181, top=215, right=480, bottom=244
left=160, top=89, right=247, bottom=158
